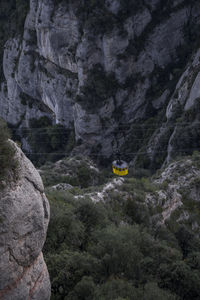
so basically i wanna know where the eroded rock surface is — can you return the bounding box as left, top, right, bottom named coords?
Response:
left=1, top=0, right=200, bottom=162
left=0, top=141, right=50, bottom=300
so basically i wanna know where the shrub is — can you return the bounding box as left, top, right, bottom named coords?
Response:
left=77, top=165, right=91, bottom=188
left=44, top=187, right=200, bottom=300
left=0, top=119, right=17, bottom=183
left=76, top=64, right=118, bottom=112
left=94, top=279, right=142, bottom=300
left=68, top=276, right=95, bottom=300
left=23, top=117, right=74, bottom=166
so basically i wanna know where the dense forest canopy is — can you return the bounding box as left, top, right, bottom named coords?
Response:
left=43, top=156, right=200, bottom=299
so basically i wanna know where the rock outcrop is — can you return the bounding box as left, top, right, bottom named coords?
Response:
left=0, top=141, right=51, bottom=300
left=39, top=155, right=101, bottom=188
left=146, top=47, right=200, bottom=167
left=147, top=156, right=200, bottom=229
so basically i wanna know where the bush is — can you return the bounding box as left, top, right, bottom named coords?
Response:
left=94, top=279, right=142, bottom=300
left=0, top=119, right=17, bottom=182
left=46, top=250, right=100, bottom=299
left=68, top=276, right=95, bottom=300
left=23, top=117, right=74, bottom=166
left=43, top=153, right=200, bottom=299
left=76, top=64, right=118, bottom=112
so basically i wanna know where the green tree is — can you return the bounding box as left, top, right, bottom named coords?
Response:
left=44, top=191, right=84, bottom=253
left=67, top=276, right=95, bottom=300
left=0, top=119, right=17, bottom=181
left=94, top=279, right=142, bottom=300
left=143, top=282, right=178, bottom=300
left=89, top=225, right=147, bottom=281
left=46, top=251, right=100, bottom=299
left=159, top=261, right=200, bottom=299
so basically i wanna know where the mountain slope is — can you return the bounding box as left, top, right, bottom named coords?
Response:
left=43, top=152, right=200, bottom=299
left=1, top=0, right=200, bottom=167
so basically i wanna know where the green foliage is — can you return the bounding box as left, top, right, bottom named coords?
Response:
left=94, top=279, right=142, bottom=300
left=46, top=250, right=99, bottom=299
left=175, top=226, right=200, bottom=258
left=75, top=198, right=107, bottom=231
left=44, top=181, right=200, bottom=299
left=123, top=197, right=150, bottom=225
left=19, top=92, right=36, bottom=108
left=121, top=113, right=170, bottom=171
left=186, top=252, right=200, bottom=269
left=110, top=177, right=158, bottom=225
left=44, top=191, right=84, bottom=253
left=41, top=156, right=103, bottom=188
left=159, top=261, right=200, bottom=299
left=192, top=151, right=200, bottom=168
left=68, top=276, right=95, bottom=300
left=170, top=98, right=200, bottom=158
left=76, top=64, right=118, bottom=112
left=143, top=282, right=178, bottom=300
left=45, top=173, right=79, bottom=188
left=89, top=225, right=147, bottom=280
left=76, top=166, right=91, bottom=188
left=22, top=116, right=75, bottom=166
left=0, top=119, right=17, bottom=183
left=45, top=192, right=108, bottom=252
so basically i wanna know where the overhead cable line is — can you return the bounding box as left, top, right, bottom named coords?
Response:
left=9, top=120, right=200, bottom=130
left=7, top=136, right=200, bottom=144
left=20, top=148, right=199, bottom=156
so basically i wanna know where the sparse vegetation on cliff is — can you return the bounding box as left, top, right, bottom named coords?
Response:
left=0, top=119, right=17, bottom=183
left=21, top=116, right=75, bottom=166
left=0, top=0, right=29, bottom=80
left=76, top=64, right=118, bottom=112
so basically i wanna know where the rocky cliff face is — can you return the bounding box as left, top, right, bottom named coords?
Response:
left=144, top=47, right=200, bottom=168
left=0, top=141, right=51, bottom=300
left=147, top=155, right=200, bottom=230
left=1, top=0, right=200, bottom=166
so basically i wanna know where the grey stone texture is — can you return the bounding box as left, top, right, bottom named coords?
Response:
left=0, top=141, right=50, bottom=300
left=1, top=0, right=200, bottom=160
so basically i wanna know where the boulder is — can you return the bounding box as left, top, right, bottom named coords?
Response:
left=0, top=141, right=51, bottom=300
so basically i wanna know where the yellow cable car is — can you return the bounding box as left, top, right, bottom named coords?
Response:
left=112, top=160, right=128, bottom=176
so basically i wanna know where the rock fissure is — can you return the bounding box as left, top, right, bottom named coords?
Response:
left=0, top=255, right=39, bottom=299
left=8, top=246, right=22, bottom=266
left=25, top=176, right=43, bottom=193
left=28, top=266, right=46, bottom=300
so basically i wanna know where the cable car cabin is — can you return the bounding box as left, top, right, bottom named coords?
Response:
left=112, top=160, right=128, bottom=176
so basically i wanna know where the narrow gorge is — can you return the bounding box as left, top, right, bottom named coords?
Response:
left=1, top=0, right=200, bottom=168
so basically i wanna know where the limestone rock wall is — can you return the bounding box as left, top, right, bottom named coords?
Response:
left=146, top=157, right=200, bottom=230
left=1, top=0, right=200, bottom=162
left=145, top=47, right=200, bottom=166
left=0, top=141, right=51, bottom=300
